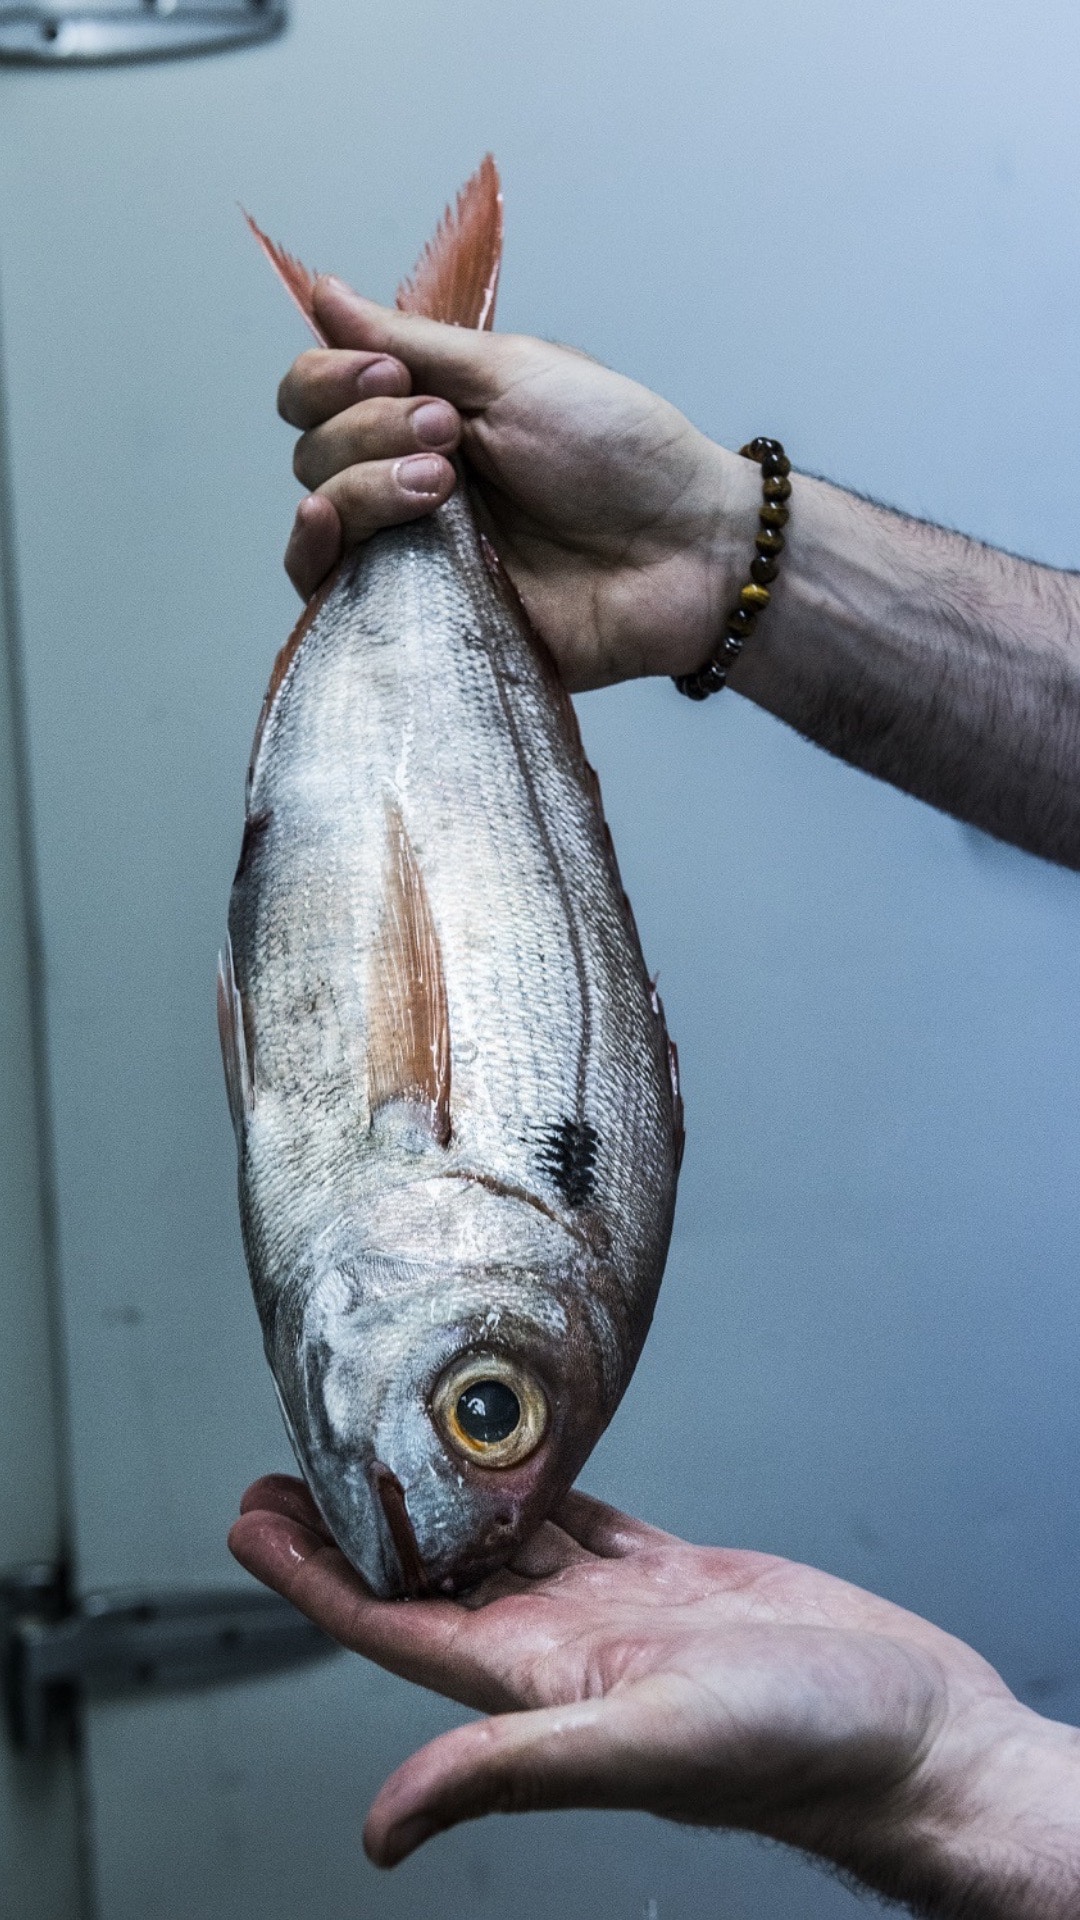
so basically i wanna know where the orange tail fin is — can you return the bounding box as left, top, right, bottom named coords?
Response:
left=396, top=154, right=503, bottom=330
left=244, top=155, right=503, bottom=339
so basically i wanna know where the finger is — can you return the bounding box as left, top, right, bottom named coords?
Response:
left=293, top=395, right=461, bottom=491
left=278, top=348, right=412, bottom=429
left=285, top=492, right=342, bottom=599
left=503, top=1519, right=594, bottom=1581
left=454, top=1522, right=591, bottom=1610
left=364, top=1688, right=670, bottom=1867
left=317, top=452, right=456, bottom=548
left=313, top=279, right=506, bottom=409
left=553, top=1489, right=673, bottom=1559
left=238, top=1472, right=334, bottom=1540
left=227, top=1510, right=516, bottom=1714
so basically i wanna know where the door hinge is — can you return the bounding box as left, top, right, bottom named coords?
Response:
left=0, top=2, right=286, bottom=67
left=1, top=1562, right=335, bottom=1754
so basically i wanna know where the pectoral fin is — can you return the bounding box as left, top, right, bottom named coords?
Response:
left=367, top=804, right=452, bottom=1148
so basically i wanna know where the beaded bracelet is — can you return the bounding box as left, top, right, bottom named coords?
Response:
left=673, top=437, right=791, bottom=700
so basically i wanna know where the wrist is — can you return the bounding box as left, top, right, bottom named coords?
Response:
left=846, top=1697, right=1080, bottom=1919
left=689, top=439, right=800, bottom=694
left=708, top=441, right=765, bottom=595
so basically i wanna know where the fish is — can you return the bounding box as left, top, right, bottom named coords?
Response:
left=219, top=156, right=683, bottom=1598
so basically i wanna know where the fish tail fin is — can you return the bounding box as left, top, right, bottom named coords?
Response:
left=241, top=206, right=329, bottom=345
left=396, top=153, right=503, bottom=330
left=243, top=156, right=502, bottom=339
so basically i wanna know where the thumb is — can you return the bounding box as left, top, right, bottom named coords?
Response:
left=313, top=277, right=504, bottom=409
left=364, top=1687, right=678, bottom=1867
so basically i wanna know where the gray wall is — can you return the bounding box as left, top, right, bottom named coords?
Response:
left=0, top=322, right=85, bottom=1917
left=0, top=2, right=1078, bottom=1914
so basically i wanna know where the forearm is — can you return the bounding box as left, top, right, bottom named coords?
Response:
left=716, top=456, right=1080, bottom=867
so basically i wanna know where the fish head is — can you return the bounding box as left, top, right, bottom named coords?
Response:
left=264, top=1178, right=634, bottom=1597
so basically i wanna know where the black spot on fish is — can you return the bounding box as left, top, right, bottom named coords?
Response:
left=233, top=808, right=273, bottom=887
left=538, top=1118, right=599, bottom=1207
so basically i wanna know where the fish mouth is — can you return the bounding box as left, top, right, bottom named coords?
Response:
left=371, top=1463, right=430, bottom=1598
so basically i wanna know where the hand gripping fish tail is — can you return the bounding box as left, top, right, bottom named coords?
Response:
left=218, top=159, right=682, bottom=1599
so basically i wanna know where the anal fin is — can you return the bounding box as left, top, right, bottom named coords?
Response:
left=367, top=804, right=452, bottom=1148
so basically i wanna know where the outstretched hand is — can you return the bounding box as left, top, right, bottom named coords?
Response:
left=277, top=278, right=759, bottom=690
left=228, top=1474, right=1043, bottom=1905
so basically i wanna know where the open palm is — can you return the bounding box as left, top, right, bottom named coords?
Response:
left=229, top=1475, right=1013, bottom=1878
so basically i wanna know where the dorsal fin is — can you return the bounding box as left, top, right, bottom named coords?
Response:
left=396, top=154, right=503, bottom=330
left=367, top=803, right=452, bottom=1147
left=242, top=208, right=328, bottom=344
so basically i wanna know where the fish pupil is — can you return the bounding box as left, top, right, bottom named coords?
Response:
left=457, top=1380, right=521, bottom=1445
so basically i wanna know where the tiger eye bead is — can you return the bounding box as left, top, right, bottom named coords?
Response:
left=750, top=554, right=779, bottom=586
left=755, top=529, right=785, bottom=557
left=759, top=502, right=790, bottom=529
left=762, top=475, right=792, bottom=503
left=726, top=605, right=756, bottom=637
left=740, top=583, right=771, bottom=611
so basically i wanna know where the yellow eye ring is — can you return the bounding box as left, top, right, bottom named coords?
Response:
left=432, top=1353, right=549, bottom=1469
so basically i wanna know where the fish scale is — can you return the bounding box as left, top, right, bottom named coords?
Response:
left=221, top=159, right=682, bottom=1597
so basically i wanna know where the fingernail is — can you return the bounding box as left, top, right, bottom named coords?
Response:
left=395, top=454, right=446, bottom=497
left=355, top=357, right=405, bottom=399
left=322, top=275, right=354, bottom=298
left=294, top=495, right=320, bottom=526
left=411, top=401, right=456, bottom=447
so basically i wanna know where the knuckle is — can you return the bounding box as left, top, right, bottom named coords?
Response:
left=356, top=394, right=404, bottom=435
left=328, top=466, right=381, bottom=538
left=292, top=434, right=315, bottom=486
left=278, top=350, right=334, bottom=426
left=326, top=399, right=410, bottom=469
left=277, top=373, right=300, bottom=423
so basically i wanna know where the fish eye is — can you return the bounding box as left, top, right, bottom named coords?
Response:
left=458, top=1378, right=520, bottom=1444
left=432, top=1353, right=548, bottom=1468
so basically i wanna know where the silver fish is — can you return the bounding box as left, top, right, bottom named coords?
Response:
left=219, top=158, right=682, bottom=1597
